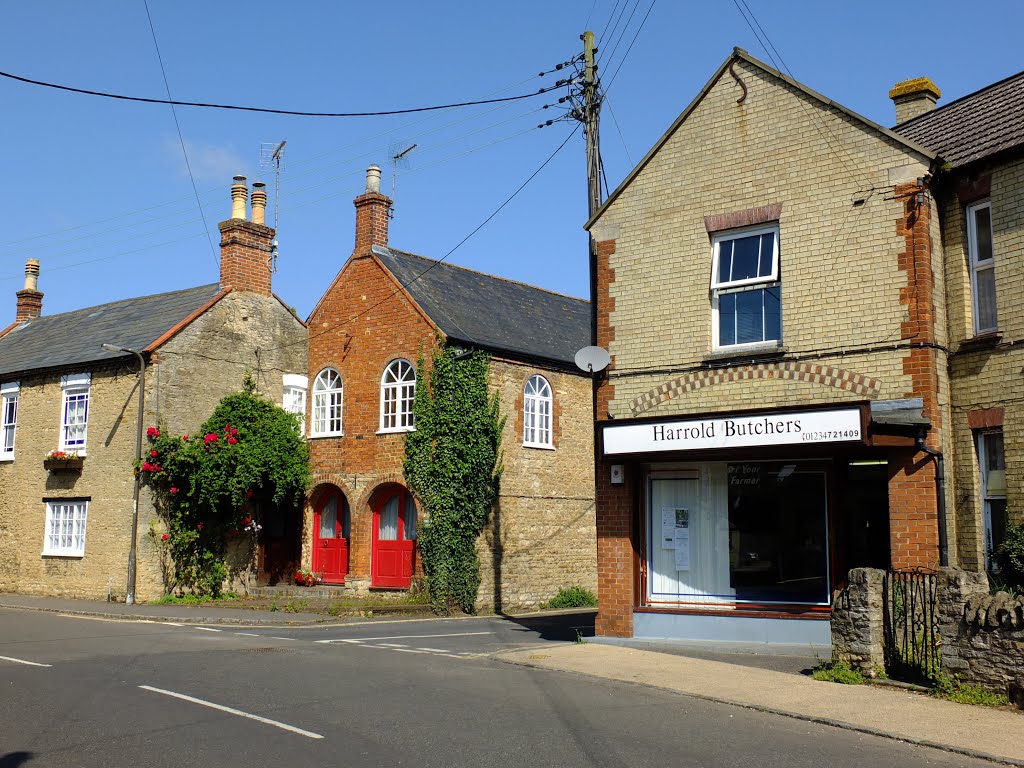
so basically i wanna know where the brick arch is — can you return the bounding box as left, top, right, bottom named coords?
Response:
left=307, top=474, right=356, bottom=511
left=629, top=362, right=881, bottom=416
left=352, top=472, right=408, bottom=513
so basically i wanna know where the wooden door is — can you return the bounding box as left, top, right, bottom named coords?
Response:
left=313, top=491, right=349, bottom=584
left=371, top=490, right=417, bottom=588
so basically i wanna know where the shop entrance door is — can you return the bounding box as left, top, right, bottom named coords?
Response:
left=371, top=490, right=417, bottom=588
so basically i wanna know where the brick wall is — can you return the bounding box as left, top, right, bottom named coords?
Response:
left=218, top=220, right=274, bottom=296
left=943, top=155, right=1024, bottom=570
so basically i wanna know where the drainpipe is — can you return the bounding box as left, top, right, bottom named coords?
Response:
left=102, top=344, right=146, bottom=604
left=916, top=433, right=949, bottom=567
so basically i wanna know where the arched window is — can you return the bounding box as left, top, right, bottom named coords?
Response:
left=523, top=374, right=553, bottom=448
left=380, top=359, right=416, bottom=432
left=311, top=368, right=343, bottom=436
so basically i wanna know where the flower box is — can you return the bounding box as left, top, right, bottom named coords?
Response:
left=44, top=457, right=84, bottom=471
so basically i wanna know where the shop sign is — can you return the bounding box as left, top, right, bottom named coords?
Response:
left=603, top=407, right=862, bottom=455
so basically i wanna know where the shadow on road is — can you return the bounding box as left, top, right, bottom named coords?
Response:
left=498, top=609, right=597, bottom=642
left=0, top=752, right=33, bottom=767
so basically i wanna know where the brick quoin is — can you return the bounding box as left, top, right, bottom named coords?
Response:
left=890, top=181, right=942, bottom=569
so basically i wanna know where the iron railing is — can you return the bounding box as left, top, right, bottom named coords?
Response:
left=883, top=568, right=940, bottom=683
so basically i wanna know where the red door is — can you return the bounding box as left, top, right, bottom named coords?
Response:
left=372, top=490, right=417, bottom=588
left=313, top=491, right=349, bottom=584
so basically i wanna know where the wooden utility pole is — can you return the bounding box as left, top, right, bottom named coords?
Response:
left=581, top=30, right=602, bottom=345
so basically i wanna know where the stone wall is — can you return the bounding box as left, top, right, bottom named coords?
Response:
left=832, top=567, right=1024, bottom=698
left=936, top=568, right=1024, bottom=696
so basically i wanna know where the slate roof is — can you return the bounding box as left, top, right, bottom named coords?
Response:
left=0, top=284, right=223, bottom=378
left=373, top=247, right=590, bottom=368
left=894, top=70, right=1024, bottom=169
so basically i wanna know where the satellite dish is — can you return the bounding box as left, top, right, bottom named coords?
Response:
left=574, top=346, right=610, bottom=374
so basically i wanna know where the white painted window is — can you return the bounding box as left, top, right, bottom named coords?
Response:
left=60, top=373, right=90, bottom=453
left=1, top=381, right=18, bottom=459
left=282, top=373, right=308, bottom=435
left=380, top=359, right=416, bottom=432
left=978, top=430, right=1007, bottom=570
left=43, top=499, right=88, bottom=557
left=523, top=374, right=553, bottom=448
left=311, top=369, right=342, bottom=437
left=710, top=226, right=782, bottom=349
left=967, top=201, right=997, bottom=335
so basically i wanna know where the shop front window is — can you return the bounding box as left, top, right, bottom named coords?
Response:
left=646, top=462, right=830, bottom=608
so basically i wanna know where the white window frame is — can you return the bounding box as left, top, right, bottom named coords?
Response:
left=978, top=429, right=1007, bottom=570
left=967, top=200, right=997, bottom=335
left=710, top=225, right=782, bottom=351
left=523, top=374, right=554, bottom=449
left=59, top=373, right=90, bottom=454
left=310, top=369, right=343, bottom=437
left=379, top=359, right=416, bottom=433
left=282, top=373, right=308, bottom=435
left=43, top=499, right=89, bottom=557
left=1, top=381, right=18, bottom=460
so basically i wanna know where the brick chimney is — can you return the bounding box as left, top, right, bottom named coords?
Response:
left=889, top=77, right=941, bottom=124
left=16, top=259, right=42, bottom=321
left=353, top=165, right=391, bottom=255
left=218, top=175, right=274, bottom=295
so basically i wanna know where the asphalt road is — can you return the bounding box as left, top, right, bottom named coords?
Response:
left=0, top=608, right=998, bottom=767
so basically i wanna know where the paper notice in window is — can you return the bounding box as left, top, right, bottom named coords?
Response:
left=661, top=507, right=676, bottom=548
left=674, top=508, right=690, bottom=570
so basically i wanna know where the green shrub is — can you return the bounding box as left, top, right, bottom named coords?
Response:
left=933, top=672, right=1009, bottom=707
left=993, top=521, right=1024, bottom=590
left=810, top=659, right=865, bottom=685
left=542, top=586, right=598, bottom=610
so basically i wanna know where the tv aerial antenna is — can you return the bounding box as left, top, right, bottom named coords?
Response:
left=390, top=142, right=417, bottom=207
left=259, top=140, right=286, bottom=271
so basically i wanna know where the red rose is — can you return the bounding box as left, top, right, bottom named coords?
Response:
left=204, top=433, right=218, bottom=444
left=182, top=435, right=189, bottom=441
left=197, top=523, right=204, bottom=531
left=150, top=449, right=158, bottom=458
left=161, top=533, right=169, bottom=541
left=170, top=487, right=178, bottom=495
left=227, top=437, right=238, bottom=445
left=147, top=427, right=160, bottom=438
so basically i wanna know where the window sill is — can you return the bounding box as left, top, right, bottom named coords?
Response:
left=377, top=427, right=415, bottom=435
left=42, top=552, right=85, bottom=559
left=308, top=432, right=344, bottom=440
left=704, top=343, right=786, bottom=365
left=522, top=442, right=555, bottom=451
left=0, top=454, right=13, bottom=463
left=957, top=331, right=1002, bottom=352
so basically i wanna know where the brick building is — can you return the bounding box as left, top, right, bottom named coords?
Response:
left=0, top=178, right=307, bottom=601
left=302, top=167, right=595, bottom=611
left=893, top=72, right=1024, bottom=573
left=586, top=49, right=954, bottom=648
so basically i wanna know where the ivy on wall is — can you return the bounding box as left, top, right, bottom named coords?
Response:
left=140, top=383, right=310, bottom=596
left=404, top=343, right=504, bottom=614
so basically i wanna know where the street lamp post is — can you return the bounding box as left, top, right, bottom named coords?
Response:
left=102, top=343, right=146, bottom=605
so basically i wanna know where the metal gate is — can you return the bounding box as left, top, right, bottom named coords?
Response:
left=883, top=569, right=939, bottom=682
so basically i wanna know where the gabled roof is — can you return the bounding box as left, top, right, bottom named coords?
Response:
left=0, top=284, right=225, bottom=378
left=373, top=247, right=590, bottom=368
left=586, top=48, right=935, bottom=230
left=893, top=70, right=1024, bottom=169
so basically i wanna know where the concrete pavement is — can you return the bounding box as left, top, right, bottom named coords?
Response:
left=3, top=593, right=1021, bottom=765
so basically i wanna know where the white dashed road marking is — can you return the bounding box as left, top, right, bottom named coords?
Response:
left=0, top=655, right=52, bottom=667
left=193, top=627, right=222, bottom=632
left=315, top=631, right=493, bottom=645
left=139, top=685, right=323, bottom=739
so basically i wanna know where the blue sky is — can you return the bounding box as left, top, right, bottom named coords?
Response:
left=3, top=1, right=1022, bottom=320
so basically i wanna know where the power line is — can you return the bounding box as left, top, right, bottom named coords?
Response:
left=141, top=0, right=218, bottom=269
left=602, top=0, right=657, bottom=95
left=601, top=0, right=642, bottom=74
left=265, top=123, right=581, bottom=354
left=0, top=68, right=568, bottom=117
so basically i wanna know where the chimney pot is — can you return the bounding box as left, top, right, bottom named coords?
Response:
left=251, top=182, right=267, bottom=226
left=366, top=165, right=382, bottom=194
left=16, top=258, right=43, bottom=321
left=231, top=175, right=248, bottom=220
left=889, top=77, right=941, bottom=124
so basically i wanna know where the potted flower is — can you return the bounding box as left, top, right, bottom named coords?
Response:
left=295, top=568, right=320, bottom=587
left=43, top=450, right=84, bottom=471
